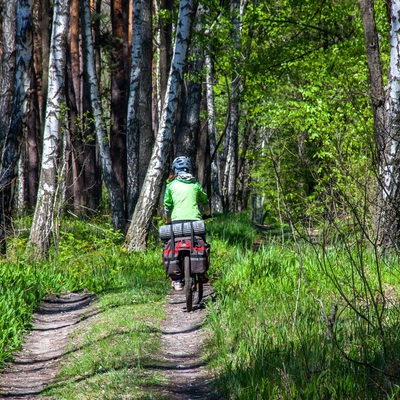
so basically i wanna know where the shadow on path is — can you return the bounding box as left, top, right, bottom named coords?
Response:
left=156, top=284, right=222, bottom=400
left=0, top=292, right=96, bottom=399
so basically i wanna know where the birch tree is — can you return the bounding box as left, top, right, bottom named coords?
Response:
left=81, top=0, right=125, bottom=231
left=0, top=0, right=17, bottom=143
left=359, top=0, right=400, bottom=249
left=0, top=0, right=33, bottom=255
left=175, top=11, right=203, bottom=169
left=205, top=51, right=223, bottom=213
left=28, top=0, right=70, bottom=257
left=221, top=0, right=243, bottom=212
left=124, top=0, right=197, bottom=251
left=378, top=0, right=400, bottom=249
left=126, top=0, right=153, bottom=218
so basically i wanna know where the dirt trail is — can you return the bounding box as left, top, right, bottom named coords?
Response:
left=157, top=284, right=220, bottom=400
left=0, top=292, right=97, bottom=399
left=0, top=287, right=221, bottom=399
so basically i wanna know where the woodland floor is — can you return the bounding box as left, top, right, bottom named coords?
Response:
left=0, top=286, right=221, bottom=400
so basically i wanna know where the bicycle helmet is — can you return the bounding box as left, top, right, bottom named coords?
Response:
left=172, top=156, right=191, bottom=174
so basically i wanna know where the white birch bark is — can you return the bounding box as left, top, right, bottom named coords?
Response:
left=0, top=0, right=17, bottom=142
left=126, top=0, right=153, bottom=218
left=2, top=0, right=34, bottom=186
left=124, top=0, right=197, bottom=251
left=81, top=0, right=125, bottom=231
left=379, top=0, right=400, bottom=247
left=154, top=0, right=162, bottom=128
left=0, top=0, right=34, bottom=256
left=0, top=0, right=17, bottom=253
left=205, top=52, right=223, bottom=213
left=28, top=0, right=69, bottom=257
left=382, top=2, right=400, bottom=198
left=222, top=0, right=243, bottom=212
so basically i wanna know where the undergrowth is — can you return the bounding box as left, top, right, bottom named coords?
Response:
left=205, top=214, right=400, bottom=399
left=4, top=212, right=400, bottom=399
left=0, top=216, right=168, bottom=370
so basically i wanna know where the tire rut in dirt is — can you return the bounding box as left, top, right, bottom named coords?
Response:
left=158, top=284, right=221, bottom=400
left=0, top=292, right=97, bottom=399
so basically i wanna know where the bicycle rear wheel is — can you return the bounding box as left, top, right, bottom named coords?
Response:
left=184, top=255, right=193, bottom=312
left=195, top=279, right=203, bottom=304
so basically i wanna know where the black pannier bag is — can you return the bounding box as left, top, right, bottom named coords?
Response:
left=188, top=235, right=210, bottom=274
left=161, top=239, right=182, bottom=280
left=159, top=220, right=206, bottom=241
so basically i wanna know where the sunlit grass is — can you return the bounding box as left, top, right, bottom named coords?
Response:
left=44, top=290, right=167, bottom=399
left=0, top=216, right=169, bottom=369
left=205, top=215, right=400, bottom=399
left=4, top=212, right=400, bottom=398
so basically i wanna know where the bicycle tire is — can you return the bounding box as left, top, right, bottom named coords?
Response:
left=195, top=280, right=203, bottom=304
left=184, top=255, right=193, bottom=312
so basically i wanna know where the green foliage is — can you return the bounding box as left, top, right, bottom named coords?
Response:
left=44, top=290, right=165, bottom=399
left=0, top=217, right=168, bottom=369
left=206, top=214, right=400, bottom=399
left=0, top=260, right=44, bottom=363
left=206, top=212, right=259, bottom=250
left=200, top=0, right=384, bottom=230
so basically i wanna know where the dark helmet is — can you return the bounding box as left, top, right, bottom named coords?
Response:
left=172, top=156, right=191, bottom=173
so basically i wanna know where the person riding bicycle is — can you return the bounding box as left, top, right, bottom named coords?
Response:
left=164, top=156, right=211, bottom=290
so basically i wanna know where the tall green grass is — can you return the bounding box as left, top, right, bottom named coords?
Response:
left=43, top=288, right=166, bottom=399
left=0, top=217, right=168, bottom=369
left=4, top=212, right=400, bottom=398
left=206, top=214, right=400, bottom=399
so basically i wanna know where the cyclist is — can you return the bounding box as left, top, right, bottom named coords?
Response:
left=164, top=156, right=211, bottom=290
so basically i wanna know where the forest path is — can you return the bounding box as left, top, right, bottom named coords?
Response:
left=0, top=287, right=221, bottom=399
left=155, top=283, right=220, bottom=399
left=0, top=292, right=97, bottom=399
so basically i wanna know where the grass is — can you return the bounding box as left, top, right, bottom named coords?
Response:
left=3, top=212, right=400, bottom=398
left=0, top=216, right=169, bottom=370
left=43, top=289, right=167, bottom=399
left=204, top=218, right=400, bottom=399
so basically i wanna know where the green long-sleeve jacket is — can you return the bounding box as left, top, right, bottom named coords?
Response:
left=164, top=176, right=209, bottom=221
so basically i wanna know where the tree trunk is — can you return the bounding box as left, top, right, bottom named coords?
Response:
left=137, top=0, right=154, bottom=202
left=157, top=0, right=173, bottom=114
left=65, top=0, right=85, bottom=213
left=124, top=0, right=197, bottom=251
left=222, top=100, right=239, bottom=212
left=175, top=6, right=204, bottom=173
left=221, top=0, right=243, bottom=212
left=0, top=0, right=17, bottom=143
left=379, top=0, right=400, bottom=249
left=25, top=0, right=48, bottom=211
left=205, top=51, right=223, bottom=213
left=110, top=0, right=129, bottom=212
left=126, top=0, right=153, bottom=218
left=81, top=0, right=125, bottom=231
left=28, top=0, right=70, bottom=257
left=0, top=0, right=34, bottom=255
left=359, top=0, right=400, bottom=249
left=25, top=76, right=39, bottom=209
left=37, top=0, right=50, bottom=125
left=359, top=0, right=385, bottom=155
left=237, top=121, right=253, bottom=212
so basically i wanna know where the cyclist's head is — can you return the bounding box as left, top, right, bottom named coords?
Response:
left=172, top=156, right=192, bottom=174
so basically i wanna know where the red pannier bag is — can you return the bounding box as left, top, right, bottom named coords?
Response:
left=162, top=236, right=210, bottom=277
